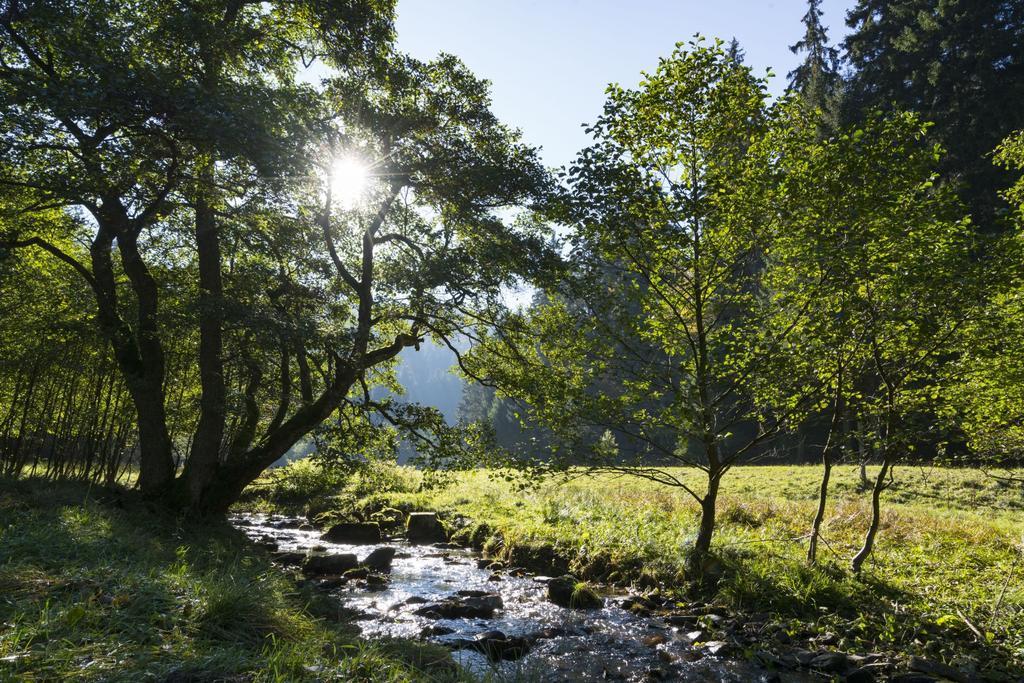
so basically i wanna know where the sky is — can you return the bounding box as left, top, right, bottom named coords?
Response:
left=394, top=0, right=855, bottom=170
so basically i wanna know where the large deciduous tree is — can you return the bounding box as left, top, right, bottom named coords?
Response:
left=0, top=0, right=552, bottom=512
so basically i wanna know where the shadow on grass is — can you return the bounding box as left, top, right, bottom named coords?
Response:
left=709, top=545, right=1019, bottom=675
left=0, top=475, right=464, bottom=683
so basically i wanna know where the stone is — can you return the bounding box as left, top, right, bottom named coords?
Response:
left=908, top=656, right=968, bottom=683
left=271, top=551, right=305, bottom=566
left=889, top=675, right=939, bottom=683
left=642, top=634, right=667, bottom=647
left=273, top=518, right=305, bottom=529
left=469, top=630, right=532, bottom=661
left=321, top=522, right=381, bottom=545
left=810, top=652, right=852, bottom=673
left=419, top=625, right=454, bottom=638
left=843, top=667, right=877, bottom=683
left=303, top=553, right=358, bottom=575
left=413, top=592, right=504, bottom=619
left=255, top=535, right=278, bottom=551
left=664, top=613, right=700, bottom=626
left=364, top=573, right=388, bottom=590
left=342, top=567, right=369, bottom=581
left=406, top=512, right=446, bottom=544
left=546, top=575, right=603, bottom=609
left=704, top=641, right=730, bottom=656
left=361, top=546, right=396, bottom=572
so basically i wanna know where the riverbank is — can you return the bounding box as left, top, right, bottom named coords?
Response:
left=240, top=462, right=1024, bottom=680
left=0, top=476, right=462, bottom=682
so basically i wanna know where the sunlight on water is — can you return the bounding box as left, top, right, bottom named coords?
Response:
left=232, top=514, right=804, bottom=682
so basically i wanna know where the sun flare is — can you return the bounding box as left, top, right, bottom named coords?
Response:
left=330, top=155, right=369, bottom=209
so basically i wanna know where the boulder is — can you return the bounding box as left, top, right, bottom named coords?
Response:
left=406, top=512, right=446, bottom=544
left=303, top=553, right=358, bottom=575
left=322, top=522, right=381, bottom=545
left=420, top=625, right=455, bottom=638
left=272, top=518, right=305, bottom=529
left=843, top=668, right=877, bottom=683
left=546, top=575, right=604, bottom=609
left=364, top=574, right=389, bottom=590
left=255, top=535, right=278, bottom=551
left=361, top=546, right=397, bottom=572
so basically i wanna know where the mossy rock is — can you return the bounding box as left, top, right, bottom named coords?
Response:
left=547, top=574, right=603, bottom=609
left=369, top=507, right=405, bottom=530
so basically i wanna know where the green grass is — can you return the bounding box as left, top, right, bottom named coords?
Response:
left=246, top=462, right=1024, bottom=677
left=0, top=476, right=463, bottom=682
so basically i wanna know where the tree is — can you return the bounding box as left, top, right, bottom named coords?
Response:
left=843, top=0, right=1024, bottom=227
left=758, top=109, right=974, bottom=566
left=948, top=131, right=1024, bottom=475
left=788, top=0, right=842, bottom=131
left=466, top=40, right=804, bottom=573
left=0, top=1, right=552, bottom=512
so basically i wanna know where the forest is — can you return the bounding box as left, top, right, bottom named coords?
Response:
left=0, top=0, right=1022, bottom=681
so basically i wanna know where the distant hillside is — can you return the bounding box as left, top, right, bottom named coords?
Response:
left=395, top=339, right=466, bottom=424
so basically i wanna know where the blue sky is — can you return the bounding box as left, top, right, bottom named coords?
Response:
left=395, top=0, right=854, bottom=169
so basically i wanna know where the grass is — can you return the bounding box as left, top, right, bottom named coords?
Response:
left=0, top=475, right=464, bottom=682
left=244, top=461, right=1024, bottom=677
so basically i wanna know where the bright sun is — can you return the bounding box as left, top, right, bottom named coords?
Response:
left=330, top=155, right=369, bottom=209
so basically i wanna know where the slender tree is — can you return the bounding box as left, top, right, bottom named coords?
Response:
left=466, top=40, right=810, bottom=575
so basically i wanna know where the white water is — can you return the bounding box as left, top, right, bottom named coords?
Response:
left=232, top=513, right=805, bottom=682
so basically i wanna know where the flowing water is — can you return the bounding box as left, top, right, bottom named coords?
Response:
left=231, top=513, right=810, bottom=682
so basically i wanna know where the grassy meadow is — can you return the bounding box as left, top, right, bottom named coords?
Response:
left=243, top=462, right=1024, bottom=676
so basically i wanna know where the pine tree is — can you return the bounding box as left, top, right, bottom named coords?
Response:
left=788, top=0, right=842, bottom=131
left=843, top=0, right=1024, bottom=228
left=727, top=37, right=745, bottom=64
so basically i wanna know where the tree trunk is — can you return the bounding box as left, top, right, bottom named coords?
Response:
left=807, top=457, right=831, bottom=564
left=688, top=467, right=721, bottom=580
left=850, top=456, right=891, bottom=574
left=693, top=477, right=719, bottom=557
left=182, top=181, right=227, bottom=504
left=88, top=214, right=175, bottom=495
left=809, top=374, right=843, bottom=564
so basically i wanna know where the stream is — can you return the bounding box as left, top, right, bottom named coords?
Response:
left=231, top=513, right=817, bottom=682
